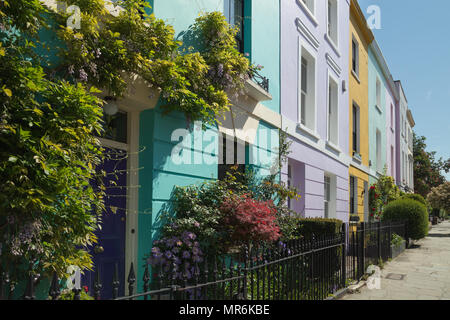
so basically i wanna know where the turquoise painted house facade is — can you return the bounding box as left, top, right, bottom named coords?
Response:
left=368, top=42, right=388, bottom=185
left=127, top=0, right=282, bottom=292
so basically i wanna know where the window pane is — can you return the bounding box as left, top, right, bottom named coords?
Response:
left=234, top=0, right=244, bottom=53
left=100, top=111, right=127, bottom=144
left=352, top=41, right=356, bottom=72
left=301, top=93, right=306, bottom=125
left=350, top=177, right=355, bottom=214
left=301, top=58, right=308, bottom=93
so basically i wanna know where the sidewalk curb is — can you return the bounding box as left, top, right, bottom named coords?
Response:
left=346, top=281, right=367, bottom=294
left=326, top=281, right=366, bottom=300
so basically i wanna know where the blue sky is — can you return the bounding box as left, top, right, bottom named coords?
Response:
left=358, top=0, right=450, bottom=180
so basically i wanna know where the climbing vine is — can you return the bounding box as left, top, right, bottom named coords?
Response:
left=53, top=0, right=259, bottom=125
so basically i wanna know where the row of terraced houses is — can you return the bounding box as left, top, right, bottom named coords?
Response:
left=41, top=0, right=416, bottom=296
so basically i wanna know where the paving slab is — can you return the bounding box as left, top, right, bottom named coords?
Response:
left=340, top=221, right=450, bottom=300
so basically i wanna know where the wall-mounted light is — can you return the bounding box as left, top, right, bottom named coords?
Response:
left=104, top=96, right=118, bottom=116
left=342, top=80, right=347, bottom=92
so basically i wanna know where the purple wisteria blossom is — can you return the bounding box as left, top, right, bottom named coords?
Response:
left=78, top=69, right=88, bottom=82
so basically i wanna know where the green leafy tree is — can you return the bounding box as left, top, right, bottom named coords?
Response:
left=427, top=182, right=450, bottom=213
left=1, top=0, right=264, bottom=286
left=413, top=132, right=449, bottom=198
left=0, top=0, right=105, bottom=283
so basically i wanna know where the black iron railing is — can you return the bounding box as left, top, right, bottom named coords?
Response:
left=1, top=221, right=407, bottom=300
left=251, top=71, right=269, bottom=93
left=345, top=221, right=407, bottom=282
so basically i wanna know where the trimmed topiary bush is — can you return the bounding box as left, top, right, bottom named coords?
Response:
left=295, top=218, right=343, bottom=239
left=276, top=217, right=343, bottom=241
left=400, top=193, right=427, bottom=206
left=382, top=199, right=429, bottom=240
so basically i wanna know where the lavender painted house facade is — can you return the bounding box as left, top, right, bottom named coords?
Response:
left=281, top=0, right=350, bottom=222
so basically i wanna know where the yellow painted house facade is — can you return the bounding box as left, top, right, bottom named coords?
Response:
left=348, top=0, right=374, bottom=222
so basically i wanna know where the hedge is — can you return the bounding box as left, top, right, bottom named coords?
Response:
left=382, top=199, right=429, bottom=240
left=400, top=193, right=427, bottom=206
left=295, top=218, right=343, bottom=240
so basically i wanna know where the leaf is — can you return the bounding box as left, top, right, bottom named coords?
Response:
left=89, top=86, right=101, bottom=93
left=3, top=88, right=12, bottom=97
left=8, top=156, right=17, bottom=163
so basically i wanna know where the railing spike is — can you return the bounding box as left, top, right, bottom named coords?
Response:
left=22, top=273, right=36, bottom=300
left=49, top=272, right=60, bottom=300
left=93, top=267, right=102, bottom=300
left=127, top=263, right=136, bottom=299
left=143, top=265, right=150, bottom=300
left=112, top=263, right=119, bottom=299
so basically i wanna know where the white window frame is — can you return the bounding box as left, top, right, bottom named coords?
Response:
left=375, top=77, right=382, bottom=113
left=326, top=0, right=339, bottom=51
left=298, top=39, right=317, bottom=133
left=297, top=0, right=318, bottom=25
left=324, top=174, right=337, bottom=219
left=391, top=145, right=395, bottom=177
left=324, top=175, right=331, bottom=218
left=327, top=70, right=339, bottom=146
left=352, top=102, right=361, bottom=156
left=390, top=104, right=394, bottom=131
left=351, top=36, right=360, bottom=79
left=224, top=0, right=235, bottom=25
left=350, top=176, right=358, bottom=215
left=376, top=129, right=382, bottom=172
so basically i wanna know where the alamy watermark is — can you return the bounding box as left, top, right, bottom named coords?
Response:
left=170, top=122, right=279, bottom=168
left=366, top=5, right=382, bottom=30
left=366, top=265, right=382, bottom=290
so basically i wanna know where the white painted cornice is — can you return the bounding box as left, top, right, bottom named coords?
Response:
left=295, top=18, right=320, bottom=51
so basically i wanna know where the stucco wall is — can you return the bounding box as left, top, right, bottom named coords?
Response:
left=385, top=86, right=397, bottom=184
left=349, top=4, right=371, bottom=221
left=368, top=47, right=387, bottom=184
left=280, top=0, right=350, bottom=222
left=137, top=0, right=281, bottom=288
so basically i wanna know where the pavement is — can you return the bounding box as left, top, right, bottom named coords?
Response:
left=340, top=220, right=450, bottom=300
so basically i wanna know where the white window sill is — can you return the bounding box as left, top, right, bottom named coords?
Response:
left=351, top=70, right=360, bottom=84
left=296, top=0, right=319, bottom=26
left=375, top=104, right=382, bottom=114
left=244, top=79, right=272, bottom=102
left=297, top=123, right=320, bottom=141
left=326, top=140, right=341, bottom=154
left=325, top=34, right=341, bottom=57
left=352, top=152, right=362, bottom=164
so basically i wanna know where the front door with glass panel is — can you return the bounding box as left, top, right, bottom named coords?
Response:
left=82, top=110, right=128, bottom=299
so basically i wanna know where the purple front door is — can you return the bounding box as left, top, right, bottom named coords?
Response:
left=83, top=148, right=127, bottom=299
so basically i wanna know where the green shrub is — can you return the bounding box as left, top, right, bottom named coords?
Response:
left=275, top=217, right=343, bottom=241
left=400, top=193, right=427, bottom=206
left=391, top=233, right=404, bottom=247
left=382, top=199, right=429, bottom=240
left=295, top=218, right=343, bottom=239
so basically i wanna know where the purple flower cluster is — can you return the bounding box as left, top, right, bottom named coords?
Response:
left=9, top=220, right=43, bottom=256
left=79, top=69, right=88, bottom=82
left=148, top=231, right=203, bottom=280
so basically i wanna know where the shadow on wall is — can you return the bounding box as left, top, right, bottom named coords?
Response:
left=148, top=112, right=213, bottom=242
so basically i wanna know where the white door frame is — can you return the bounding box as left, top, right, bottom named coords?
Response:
left=98, top=109, right=140, bottom=295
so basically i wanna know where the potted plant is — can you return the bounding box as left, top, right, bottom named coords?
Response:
left=390, top=233, right=406, bottom=259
